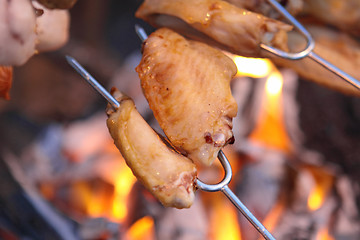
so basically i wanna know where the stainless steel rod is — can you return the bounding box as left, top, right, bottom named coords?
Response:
left=65, top=56, right=120, bottom=109
left=308, top=51, right=360, bottom=90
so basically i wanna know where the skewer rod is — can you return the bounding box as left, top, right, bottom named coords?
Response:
left=222, top=185, right=276, bottom=240
left=308, top=52, right=360, bottom=90
left=65, top=56, right=120, bottom=109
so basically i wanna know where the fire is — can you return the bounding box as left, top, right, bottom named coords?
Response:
left=266, top=71, right=283, bottom=96
left=209, top=195, right=242, bottom=240
left=111, top=165, right=137, bottom=221
left=317, top=227, right=334, bottom=240
left=307, top=168, right=334, bottom=211
left=231, top=55, right=292, bottom=152
left=249, top=70, right=292, bottom=153
left=124, top=216, right=155, bottom=240
left=233, top=55, right=273, bottom=78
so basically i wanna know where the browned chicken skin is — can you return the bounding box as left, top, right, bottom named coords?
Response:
left=136, top=28, right=238, bottom=166
left=106, top=88, right=197, bottom=209
left=136, top=0, right=292, bottom=57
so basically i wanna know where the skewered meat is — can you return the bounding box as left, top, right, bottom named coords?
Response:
left=136, top=28, right=237, bottom=166
left=303, top=0, right=360, bottom=36
left=0, top=66, right=12, bottom=100
left=106, top=88, right=197, bottom=208
left=272, top=25, right=360, bottom=96
left=36, top=0, right=77, bottom=9
left=0, top=0, right=37, bottom=66
left=224, top=0, right=303, bottom=18
left=136, top=0, right=292, bottom=58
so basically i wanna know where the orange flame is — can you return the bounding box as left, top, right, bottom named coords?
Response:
left=249, top=71, right=292, bottom=153
left=124, top=216, right=155, bottom=240
left=207, top=192, right=241, bottom=240
left=111, top=166, right=136, bottom=221
left=231, top=55, right=292, bottom=153
left=307, top=168, right=334, bottom=211
left=317, top=227, right=334, bottom=240
left=233, top=56, right=273, bottom=78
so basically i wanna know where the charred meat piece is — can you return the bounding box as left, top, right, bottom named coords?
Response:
left=36, top=0, right=77, bottom=9
left=136, top=0, right=292, bottom=58
left=136, top=28, right=238, bottom=166
left=106, top=88, right=197, bottom=209
left=0, top=66, right=13, bottom=100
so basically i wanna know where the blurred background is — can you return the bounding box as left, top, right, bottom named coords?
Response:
left=2, top=1, right=360, bottom=240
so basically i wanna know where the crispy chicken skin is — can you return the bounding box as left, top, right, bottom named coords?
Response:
left=136, top=0, right=292, bottom=57
left=106, top=88, right=197, bottom=209
left=136, top=28, right=238, bottom=166
left=0, top=66, right=13, bottom=100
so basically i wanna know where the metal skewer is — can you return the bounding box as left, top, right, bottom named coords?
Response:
left=66, top=54, right=276, bottom=240
left=262, top=0, right=360, bottom=91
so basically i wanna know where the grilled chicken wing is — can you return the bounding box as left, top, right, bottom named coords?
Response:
left=136, top=0, right=291, bottom=58
left=106, top=88, right=197, bottom=208
left=136, top=28, right=238, bottom=166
